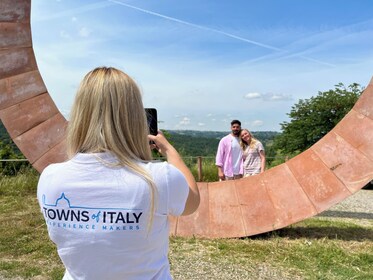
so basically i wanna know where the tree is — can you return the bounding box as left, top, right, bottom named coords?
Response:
left=272, top=83, right=363, bottom=155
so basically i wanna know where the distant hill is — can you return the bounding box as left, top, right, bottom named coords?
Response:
left=167, top=130, right=280, bottom=157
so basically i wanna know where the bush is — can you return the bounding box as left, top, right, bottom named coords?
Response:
left=0, top=141, right=31, bottom=176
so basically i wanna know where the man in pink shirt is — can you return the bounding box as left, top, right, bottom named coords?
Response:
left=215, top=120, right=243, bottom=180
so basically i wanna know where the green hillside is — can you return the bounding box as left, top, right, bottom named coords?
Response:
left=167, top=130, right=279, bottom=157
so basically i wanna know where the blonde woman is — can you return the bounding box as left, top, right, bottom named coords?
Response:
left=37, top=67, right=200, bottom=280
left=240, top=129, right=266, bottom=176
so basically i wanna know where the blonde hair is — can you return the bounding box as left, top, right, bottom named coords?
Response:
left=67, top=66, right=156, bottom=231
left=240, top=129, right=258, bottom=150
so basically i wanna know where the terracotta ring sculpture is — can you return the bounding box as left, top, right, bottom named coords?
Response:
left=1, top=0, right=372, bottom=238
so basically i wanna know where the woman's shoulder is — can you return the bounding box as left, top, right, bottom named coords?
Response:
left=144, top=160, right=172, bottom=174
left=144, top=160, right=185, bottom=179
left=254, top=140, right=264, bottom=149
left=40, top=160, right=73, bottom=177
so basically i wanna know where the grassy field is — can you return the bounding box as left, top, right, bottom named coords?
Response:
left=0, top=169, right=372, bottom=280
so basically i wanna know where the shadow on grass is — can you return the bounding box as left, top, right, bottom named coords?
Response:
left=248, top=226, right=373, bottom=242
left=318, top=211, right=373, bottom=220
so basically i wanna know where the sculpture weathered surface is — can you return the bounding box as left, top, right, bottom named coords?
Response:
left=1, top=0, right=372, bottom=238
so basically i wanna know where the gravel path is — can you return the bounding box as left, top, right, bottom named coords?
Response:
left=325, top=189, right=373, bottom=213
left=318, top=189, right=373, bottom=226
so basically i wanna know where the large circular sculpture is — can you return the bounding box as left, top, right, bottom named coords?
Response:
left=1, top=0, right=372, bottom=238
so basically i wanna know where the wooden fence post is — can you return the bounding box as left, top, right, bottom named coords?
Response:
left=197, top=156, right=203, bottom=182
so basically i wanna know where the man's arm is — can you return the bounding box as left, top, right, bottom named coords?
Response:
left=215, top=137, right=226, bottom=180
left=217, top=166, right=225, bottom=181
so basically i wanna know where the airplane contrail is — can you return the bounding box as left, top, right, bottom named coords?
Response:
left=109, top=0, right=334, bottom=67
left=108, top=0, right=335, bottom=67
left=108, top=0, right=284, bottom=52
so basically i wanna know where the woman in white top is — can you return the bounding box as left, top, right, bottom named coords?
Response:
left=37, top=67, right=200, bottom=280
left=240, top=129, right=266, bottom=176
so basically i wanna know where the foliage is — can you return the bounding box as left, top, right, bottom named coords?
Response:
left=266, top=149, right=300, bottom=169
left=168, top=133, right=220, bottom=157
left=0, top=122, right=31, bottom=175
left=185, top=157, right=219, bottom=182
left=272, top=83, right=363, bottom=155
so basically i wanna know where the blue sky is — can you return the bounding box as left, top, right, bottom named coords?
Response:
left=31, top=0, right=373, bottom=132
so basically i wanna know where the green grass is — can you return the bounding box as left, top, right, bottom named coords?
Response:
left=0, top=169, right=65, bottom=279
left=184, top=157, right=219, bottom=182
left=0, top=170, right=372, bottom=279
left=170, top=221, right=372, bottom=279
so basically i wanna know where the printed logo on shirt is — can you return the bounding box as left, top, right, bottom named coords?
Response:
left=41, top=193, right=143, bottom=232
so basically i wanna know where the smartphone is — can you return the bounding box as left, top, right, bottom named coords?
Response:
left=145, top=108, right=158, bottom=136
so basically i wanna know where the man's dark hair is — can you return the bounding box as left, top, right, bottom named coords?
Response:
left=231, top=120, right=241, bottom=126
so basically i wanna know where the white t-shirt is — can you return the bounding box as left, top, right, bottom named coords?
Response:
left=231, top=136, right=242, bottom=175
left=37, top=152, right=189, bottom=280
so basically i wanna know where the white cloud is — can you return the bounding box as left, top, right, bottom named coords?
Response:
left=244, top=91, right=292, bottom=102
left=79, top=27, right=91, bottom=37
left=263, top=93, right=292, bottom=101
left=245, top=92, right=262, bottom=99
left=251, top=120, right=264, bottom=127
left=71, top=17, right=77, bottom=22
left=198, top=122, right=205, bottom=127
left=179, top=117, right=190, bottom=125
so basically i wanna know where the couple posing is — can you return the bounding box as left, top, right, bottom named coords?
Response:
left=215, top=120, right=266, bottom=181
